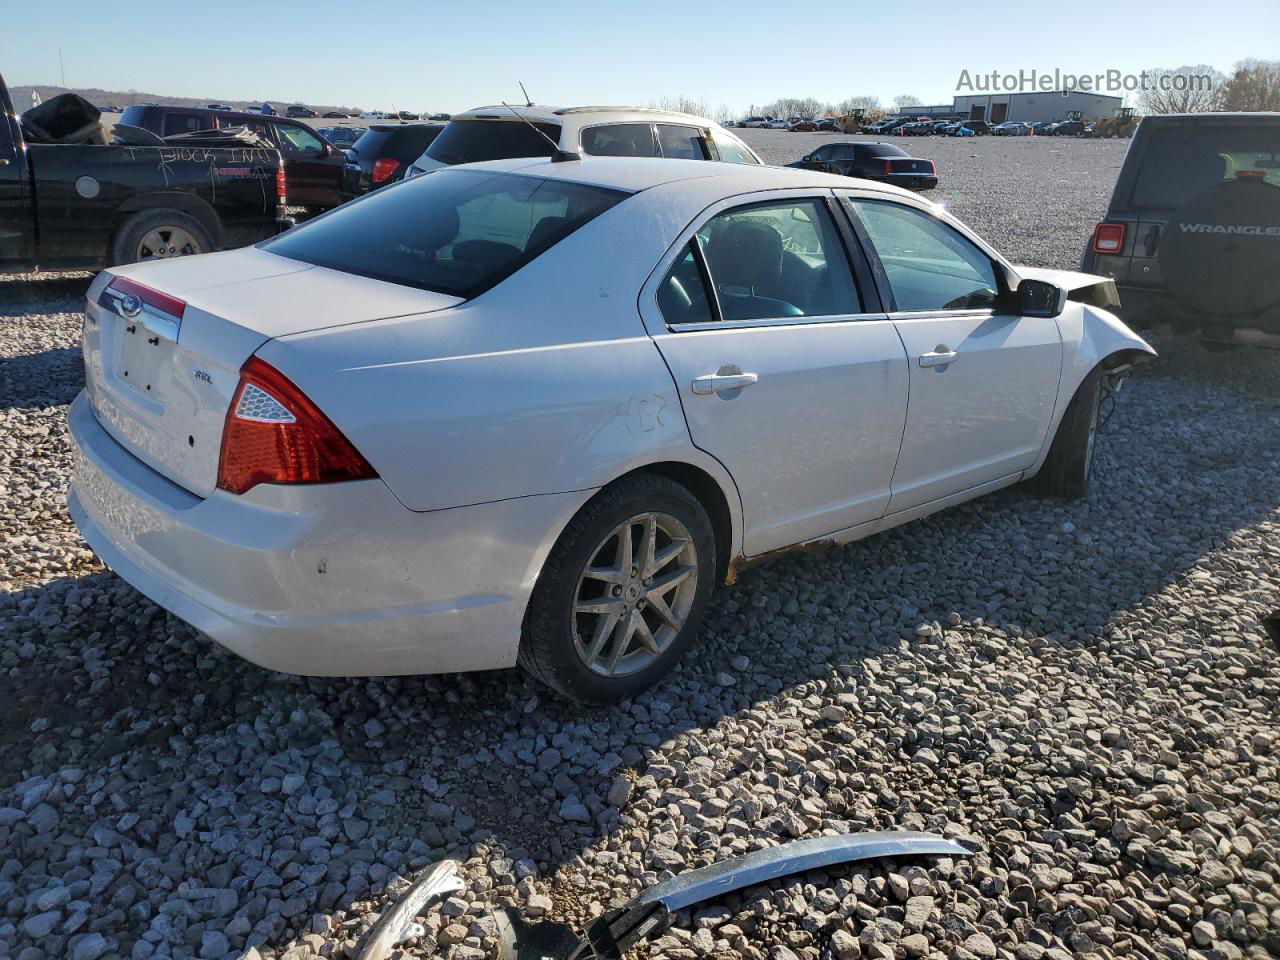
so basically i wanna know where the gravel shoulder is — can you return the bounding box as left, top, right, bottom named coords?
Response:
left=1, top=139, right=1278, bottom=960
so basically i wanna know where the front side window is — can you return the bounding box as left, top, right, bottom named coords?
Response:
left=581, top=123, right=657, bottom=157
left=277, top=124, right=325, bottom=154
left=263, top=169, right=626, bottom=298
left=656, top=124, right=707, bottom=160
left=850, top=199, right=999, bottom=311
left=711, top=132, right=760, bottom=165
left=693, top=199, right=861, bottom=322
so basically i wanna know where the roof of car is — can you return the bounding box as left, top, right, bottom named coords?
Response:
left=442, top=155, right=921, bottom=200
left=455, top=104, right=723, bottom=128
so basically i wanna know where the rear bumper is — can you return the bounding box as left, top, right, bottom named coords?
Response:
left=67, top=391, right=590, bottom=676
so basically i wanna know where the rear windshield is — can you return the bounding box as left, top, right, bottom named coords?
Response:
left=424, top=118, right=562, bottom=165
left=1130, top=124, right=1280, bottom=209
left=261, top=169, right=627, bottom=298
left=351, top=125, right=444, bottom=161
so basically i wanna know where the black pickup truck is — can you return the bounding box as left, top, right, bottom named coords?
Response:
left=0, top=74, right=290, bottom=273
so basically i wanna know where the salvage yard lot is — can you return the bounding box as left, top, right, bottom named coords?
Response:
left=1, top=132, right=1278, bottom=960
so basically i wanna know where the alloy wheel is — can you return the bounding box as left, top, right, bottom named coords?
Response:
left=572, top=512, right=699, bottom=677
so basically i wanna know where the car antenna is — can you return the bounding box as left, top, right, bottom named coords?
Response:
left=518, top=81, right=533, bottom=108
left=501, top=100, right=580, bottom=162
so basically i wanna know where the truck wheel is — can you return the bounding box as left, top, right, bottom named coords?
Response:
left=519, top=474, right=717, bottom=704
left=1026, top=367, right=1103, bottom=500
left=112, top=209, right=213, bottom=266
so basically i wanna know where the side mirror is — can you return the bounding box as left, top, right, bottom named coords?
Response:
left=1017, top=278, right=1064, bottom=318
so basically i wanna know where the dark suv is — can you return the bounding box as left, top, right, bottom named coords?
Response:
left=341, top=124, right=444, bottom=200
left=119, top=105, right=345, bottom=215
left=1081, top=113, right=1280, bottom=343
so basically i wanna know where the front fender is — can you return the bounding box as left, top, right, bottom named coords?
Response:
left=1029, top=302, right=1156, bottom=473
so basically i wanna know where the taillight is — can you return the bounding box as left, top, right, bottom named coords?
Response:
left=105, top=276, right=186, bottom=321
left=217, top=357, right=376, bottom=495
left=371, top=157, right=400, bottom=184
left=276, top=162, right=287, bottom=206
left=1091, top=222, right=1126, bottom=255
left=884, top=160, right=893, bottom=175
left=926, top=160, right=937, bottom=174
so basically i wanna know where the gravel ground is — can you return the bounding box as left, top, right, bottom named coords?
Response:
left=2, top=140, right=1279, bottom=960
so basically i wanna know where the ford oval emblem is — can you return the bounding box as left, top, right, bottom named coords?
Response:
left=119, top=294, right=143, bottom=318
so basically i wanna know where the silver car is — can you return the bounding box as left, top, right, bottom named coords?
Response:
left=68, top=158, right=1153, bottom=702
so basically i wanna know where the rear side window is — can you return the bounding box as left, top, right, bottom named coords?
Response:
left=162, top=114, right=208, bottom=136
left=1130, top=124, right=1280, bottom=209
left=424, top=118, right=562, bottom=165
left=657, top=244, right=715, bottom=326
left=262, top=169, right=627, bottom=298
left=581, top=123, right=657, bottom=157
left=656, top=124, right=707, bottom=160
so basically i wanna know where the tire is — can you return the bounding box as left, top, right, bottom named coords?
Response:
left=111, top=208, right=213, bottom=266
left=1027, top=367, right=1103, bottom=500
left=519, top=473, right=718, bottom=704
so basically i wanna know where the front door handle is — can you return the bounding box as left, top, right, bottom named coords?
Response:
left=691, top=372, right=758, bottom=395
left=918, top=348, right=958, bottom=368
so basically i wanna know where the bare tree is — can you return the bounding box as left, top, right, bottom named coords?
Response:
left=837, top=95, right=882, bottom=114
left=892, top=94, right=923, bottom=110
left=649, top=95, right=713, bottom=118
left=1221, top=59, right=1280, bottom=111
left=1137, top=65, right=1225, bottom=114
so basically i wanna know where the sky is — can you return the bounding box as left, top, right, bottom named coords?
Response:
left=3, top=0, right=1275, bottom=114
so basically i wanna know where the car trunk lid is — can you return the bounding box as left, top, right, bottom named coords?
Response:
left=83, top=247, right=461, bottom=498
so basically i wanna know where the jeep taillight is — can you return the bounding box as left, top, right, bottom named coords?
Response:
left=217, top=357, right=376, bottom=495
left=1091, top=222, right=1126, bottom=255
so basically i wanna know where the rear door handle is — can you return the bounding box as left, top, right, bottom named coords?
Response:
left=691, top=372, right=758, bottom=395
left=918, top=349, right=958, bottom=368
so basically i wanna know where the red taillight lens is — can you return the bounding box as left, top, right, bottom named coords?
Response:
left=216, top=357, right=376, bottom=495
left=884, top=160, right=893, bottom=175
left=276, top=162, right=287, bottom=205
left=1091, top=222, right=1126, bottom=255
left=926, top=160, right=937, bottom=175
left=107, top=276, right=186, bottom=319
left=371, top=157, right=400, bottom=184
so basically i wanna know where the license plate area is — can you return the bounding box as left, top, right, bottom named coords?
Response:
left=111, top=315, right=176, bottom=405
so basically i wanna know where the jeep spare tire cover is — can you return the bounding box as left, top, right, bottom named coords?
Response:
left=1160, top=177, right=1280, bottom=318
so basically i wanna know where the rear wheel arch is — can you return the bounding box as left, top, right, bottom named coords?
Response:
left=111, top=193, right=222, bottom=248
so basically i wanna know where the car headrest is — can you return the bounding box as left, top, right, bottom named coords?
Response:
left=705, top=219, right=784, bottom=289
left=527, top=216, right=568, bottom=250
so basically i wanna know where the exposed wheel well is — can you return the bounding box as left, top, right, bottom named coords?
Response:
left=615, top=462, right=735, bottom=585
left=111, top=195, right=223, bottom=248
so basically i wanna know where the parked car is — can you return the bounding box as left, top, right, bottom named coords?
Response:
left=206, top=103, right=233, bottom=112
left=429, top=113, right=451, bottom=122
left=396, top=111, right=418, bottom=121
left=286, top=105, right=317, bottom=118
left=0, top=75, right=288, bottom=271
left=951, top=124, right=977, bottom=137
left=323, top=111, right=350, bottom=119
left=739, top=116, right=771, bottom=128
left=1081, top=112, right=1280, bottom=345
left=317, top=126, right=361, bottom=148
left=787, top=118, right=818, bottom=132
left=899, top=121, right=934, bottom=136
left=993, top=121, right=1032, bottom=136
left=817, top=117, right=838, bottom=131
left=341, top=123, right=444, bottom=200
left=1048, top=119, right=1086, bottom=137
left=1030, top=121, right=1055, bottom=135
left=404, top=104, right=760, bottom=178
left=766, top=118, right=790, bottom=129
left=120, top=104, right=346, bottom=215
left=789, top=141, right=938, bottom=191
left=98, top=104, right=122, bottom=113
left=359, top=111, right=390, bottom=120
left=961, top=120, right=992, bottom=135
left=66, top=155, right=1154, bottom=702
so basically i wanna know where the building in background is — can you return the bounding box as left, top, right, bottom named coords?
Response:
left=952, top=90, right=1123, bottom=123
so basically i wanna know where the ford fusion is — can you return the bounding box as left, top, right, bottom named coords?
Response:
left=68, top=158, right=1154, bottom=702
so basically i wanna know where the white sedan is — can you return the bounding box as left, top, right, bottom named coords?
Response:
left=68, top=157, right=1153, bottom=702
